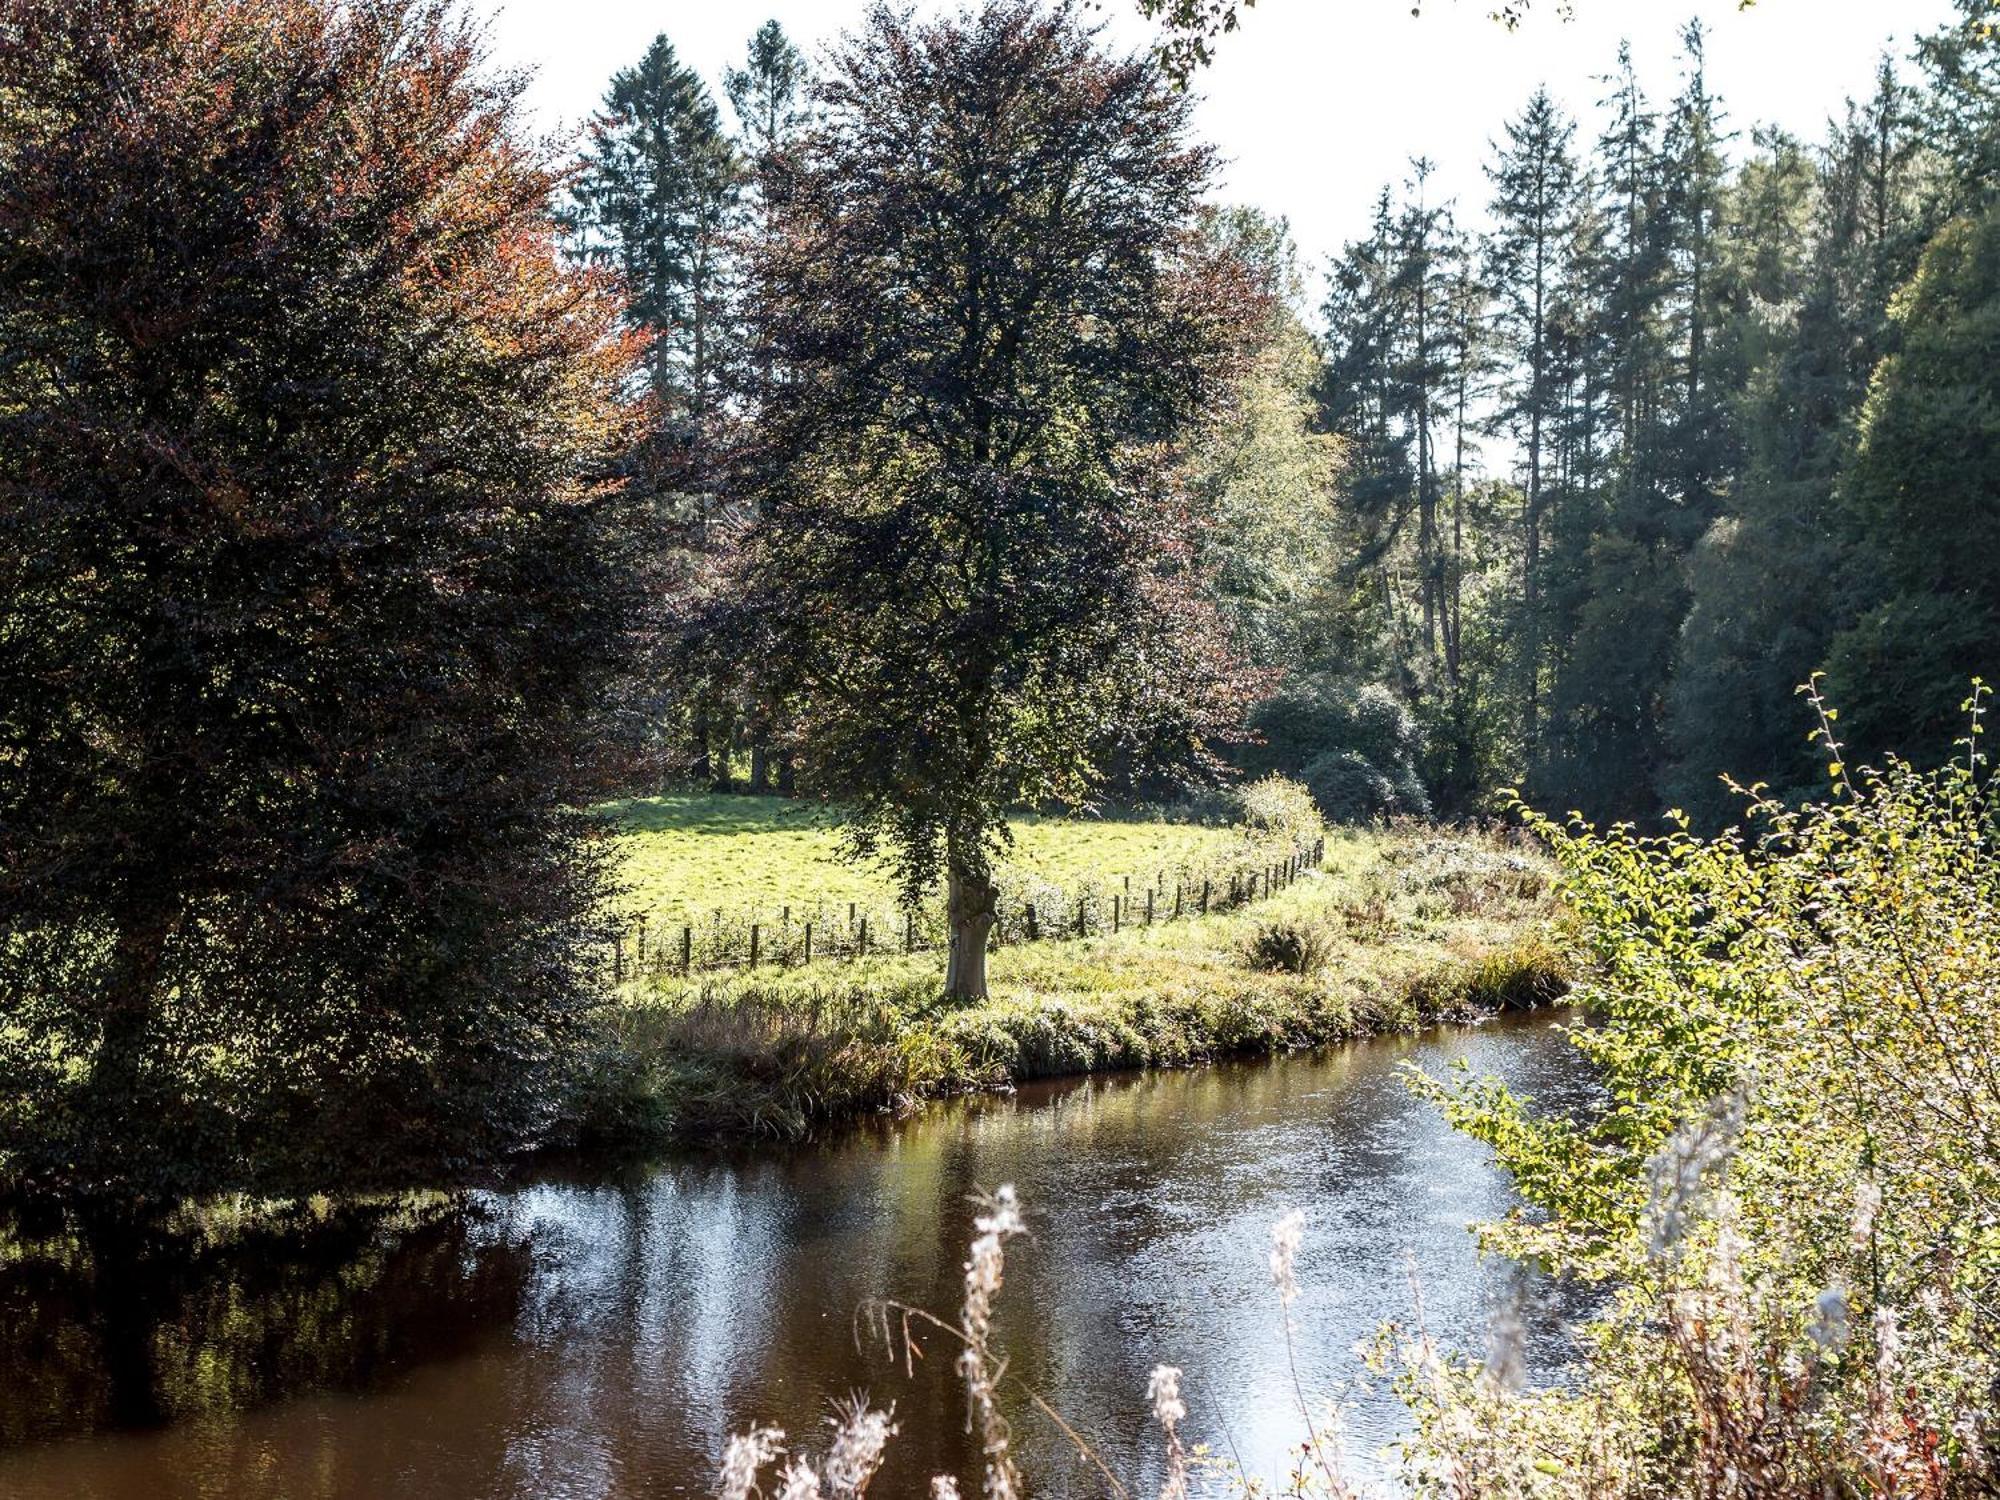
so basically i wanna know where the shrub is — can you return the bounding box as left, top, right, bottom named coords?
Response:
left=1404, top=685, right=2000, bottom=1497
left=1302, top=747, right=1432, bottom=824
left=1238, top=918, right=1337, bottom=975
left=1244, top=676, right=1432, bottom=824
left=1232, top=773, right=1326, bottom=850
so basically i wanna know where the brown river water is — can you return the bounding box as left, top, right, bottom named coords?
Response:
left=0, top=1011, right=1599, bottom=1499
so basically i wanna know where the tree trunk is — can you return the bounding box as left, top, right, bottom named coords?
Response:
left=690, top=705, right=712, bottom=786
left=710, top=711, right=736, bottom=793
left=749, top=735, right=770, bottom=795
left=775, top=749, right=796, bottom=797
left=944, top=863, right=998, bottom=1002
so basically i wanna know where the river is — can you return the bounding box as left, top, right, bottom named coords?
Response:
left=0, top=1010, right=1598, bottom=1499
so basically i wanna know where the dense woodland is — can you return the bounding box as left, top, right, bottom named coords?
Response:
left=571, top=4, right=2000, bottom=833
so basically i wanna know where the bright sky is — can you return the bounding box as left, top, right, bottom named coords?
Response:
left=486, top=0, right=1953, bottom=284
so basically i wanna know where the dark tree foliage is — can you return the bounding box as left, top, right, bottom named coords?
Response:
left=1915, top=0, right=2000, bottom=217
left=728, top=0, right=1262, bottom=999
left=1298, top=10, right=1999, bottom=831
left=0, top=0, right=649, bottom=1220
left=1825, top=200, right=2000, bottom=766
left=1660, top=89, right=1911, bottom=823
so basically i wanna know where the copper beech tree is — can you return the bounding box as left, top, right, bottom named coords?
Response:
left=0, top=0, right=652, bottom=1219
left=726, top=0, right=1264, bottom=1000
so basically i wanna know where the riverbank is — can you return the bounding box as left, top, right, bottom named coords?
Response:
left=575, top=827, right=1571, bottom=1145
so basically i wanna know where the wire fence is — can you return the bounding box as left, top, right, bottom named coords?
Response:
left=610, top=833, right=1329, bottom=983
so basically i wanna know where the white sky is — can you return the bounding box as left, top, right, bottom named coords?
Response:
left=486, top=0, right=1953, bottom=286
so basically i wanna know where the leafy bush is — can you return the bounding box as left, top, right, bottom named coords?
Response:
left=1231, top=773, right=1326, bottom=849
left=1402, top=685, right=2000, bottom=1498
left=1302, top=747, right=1431, bottom=824
left=1245, top=676, right=1432, bottom=824
left=1238, top=918, right=1337, bottom=975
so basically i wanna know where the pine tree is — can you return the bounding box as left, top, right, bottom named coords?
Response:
left=1592, top=41, right=1668, bottom=508
left=1320, top=190, right=1417, bottom=670
left=1657, top=19, right=1735, bottom=515
left=1392, top=159, right=1458, bottom=669
left=1484, top=85, right=1580, bottom=756
left=725, top=19, right=811, bottom=160
left=1825, top=201, right=2000, bottom=765
left=1915, top=0, right=2000, bottom=216
left=570, top=36, right=741, bottom=443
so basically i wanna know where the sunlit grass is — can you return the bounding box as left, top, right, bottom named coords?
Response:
left=601, top=792, right=1251, bottom=921
left=578, top=827, right=1570, bottom=1145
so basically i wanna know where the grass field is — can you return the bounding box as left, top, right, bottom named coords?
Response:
left=577, top=826, right=1570, bottom=1146
left=603, top=792, right=1256, bottom=922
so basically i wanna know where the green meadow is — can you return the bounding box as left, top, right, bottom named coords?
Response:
left=603, top=792, right=1257, bottom=923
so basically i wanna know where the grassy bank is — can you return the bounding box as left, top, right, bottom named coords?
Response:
left=576, top=826, right=1570, bottom=1146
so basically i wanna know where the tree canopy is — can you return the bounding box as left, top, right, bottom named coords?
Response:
left=0, top=0, right=651, bottom=1220
left=723, top=0, right=1263, bottom=998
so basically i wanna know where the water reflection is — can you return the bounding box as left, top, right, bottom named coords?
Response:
left=0, top=1012, right=1599, bottom=1499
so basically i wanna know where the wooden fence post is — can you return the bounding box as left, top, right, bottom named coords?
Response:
left=636, top=918, right=647, bottom=965
left=1077, top=896, right=1088, bottom=938
left=857, top=916, right=868, bottom=958
left=803, top=923, right=813, bottom=966
left=1112, top=893, right=1121, bottom=933
left=680, top=925, right=693, bottom=977
left=1026, top=903, right=1039, bottom=941
left=1174, top=885, right=1183, bottom=920
left=906, top=914, right=915, bottom=953
left=1201, top=878, right=1210, bottom=915
left=749, top=924, right=760, bottom=969
left=1145, top=888, right=1155, bottom=925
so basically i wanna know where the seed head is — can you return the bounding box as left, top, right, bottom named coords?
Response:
left=1147, top=1364, right=1186, bottom=1429
left=719, top=1425, right=786, bottom=1500
left=1851, top=1179, right=1882, bottom=1251
left=824, top=1398, right=897, bottom=1497
left=1872, top=1305, right=1903, bottom=1376
left=1148, top=1364, right=1189, bottom=1500
left=1808, top=1284, right=1850, bottom=1353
